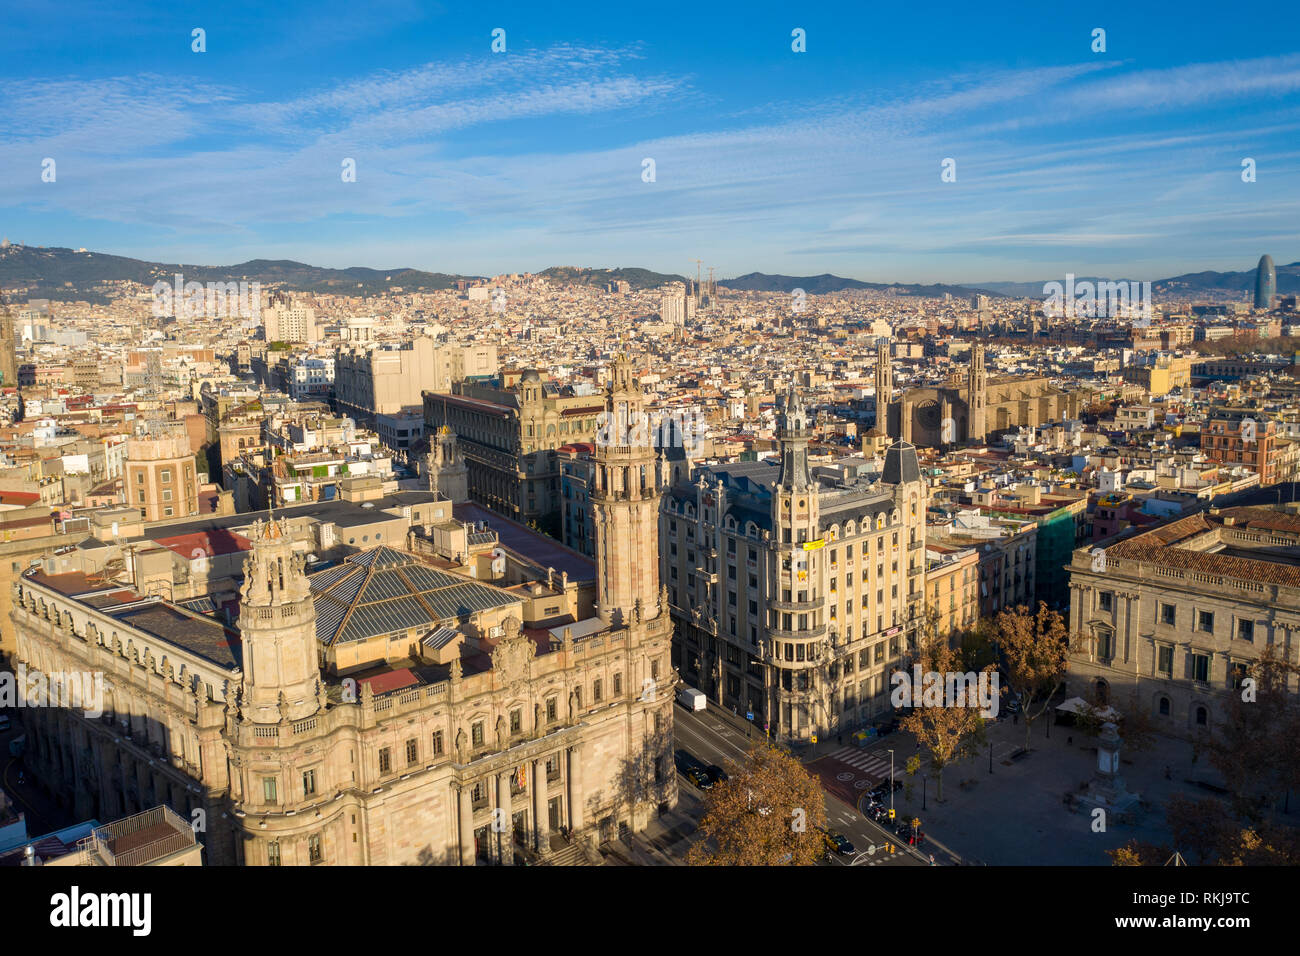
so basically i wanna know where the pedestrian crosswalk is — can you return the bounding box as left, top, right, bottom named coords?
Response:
left=825, top=746, right=893, bottom=778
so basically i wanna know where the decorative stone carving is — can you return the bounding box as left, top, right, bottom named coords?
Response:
left=491, top=619, right=534, bottom=692
left=455, top=728, right=468, bottom=764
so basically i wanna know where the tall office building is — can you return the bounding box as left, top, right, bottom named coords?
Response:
left=1255, top=254, right=1277, bottom=310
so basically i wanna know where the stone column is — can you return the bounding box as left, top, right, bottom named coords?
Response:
left=532, top=757, right=549, bottom=854
left=496, top=771, right=514, bottom=865
left=568, top=743, right=585, bottom=837
left=457, top=785, right=475, bottom=866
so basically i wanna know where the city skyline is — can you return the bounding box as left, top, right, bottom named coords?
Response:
left=2, top=0, right=1299, bottom=282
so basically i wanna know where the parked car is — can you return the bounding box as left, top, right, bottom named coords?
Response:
left=705, top=764, right=729, bottom=785
left=870, top=779, right=903, bottom=801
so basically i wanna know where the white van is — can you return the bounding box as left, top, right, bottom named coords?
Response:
left=676, top=687, right=707, bottom=712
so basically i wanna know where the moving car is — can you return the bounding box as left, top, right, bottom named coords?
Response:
left=676, top=686, right=707, bottom=711
left=674, top=749, right=703, bottom=774
left=822, top=830, right=857, bottom=856
left=685, top=766, right=713, bottom=790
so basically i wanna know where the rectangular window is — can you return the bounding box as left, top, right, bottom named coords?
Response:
left=431, top=730, right=444, bottom=755
left=471, top=722, right=484, bottom=747
left=1192, top=653, right=1210, bottom=683
left=593, top=680, right=602, bottom=703
left=1198, top=611, right=1214, bottom=634
left=1157, top=646, right=1173, bottom=676
left=379, top=747, right=391, bottom=773
left=613, top=673, right=623, bottom=696
left=546, top=698, right=557, bottom=722
left=1160, top=603, right=1176, bottom=626
left=1098, top=591, right=1113, bottom=612
left=267, top=841, right=281, bottom=866
left=1237, top=620, right=1254, bottom=642
left=308, top=834, right=323, bottom=865
left=161, top=469, right=171, bottom=483
left=510, top=708, right=522, bottom=733
left=263, top=777, right=278, bottom=804
left=302, top=769, right=316, bottom=796
left=406, top=738, right=418, bottom=766
left=162, top=488, right=173, bottom=501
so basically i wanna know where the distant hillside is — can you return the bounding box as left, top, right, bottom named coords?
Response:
left=539, top=266, right=686, bottom=290
left=981, top=262, right=1300, bottom=299
left=0, top=245, right=473, bottom=301
left=720, top=272, right=1002, bottom=299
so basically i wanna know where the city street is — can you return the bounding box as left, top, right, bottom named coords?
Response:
left=672, top=704, right=927, bottom=866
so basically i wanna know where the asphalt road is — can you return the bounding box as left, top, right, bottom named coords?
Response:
left=672, top=703, right=926, bottom=867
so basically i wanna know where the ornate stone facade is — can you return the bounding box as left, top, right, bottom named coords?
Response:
left=10, top=369, right=677, bottom=866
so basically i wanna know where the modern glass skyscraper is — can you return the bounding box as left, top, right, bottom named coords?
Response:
left=1255, top=254, right=1276, bottom=310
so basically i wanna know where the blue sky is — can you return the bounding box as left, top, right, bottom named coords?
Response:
left=2, top=0, right=1299, bottom=283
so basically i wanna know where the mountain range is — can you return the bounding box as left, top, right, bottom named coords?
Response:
left=1, top=244, right=1295, bottom=303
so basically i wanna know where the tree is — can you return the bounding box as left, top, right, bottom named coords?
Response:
left=1073, top=689, right=1158, bottom=754
left=959, top=618, right=997, bottom=671
left=687, top=743, right=827, bottom=866
left=899, top=618, right=992, bottom=802
left=1107, top=839, right=1170, bottom=866
left=1164, top=795, right=1227, bottom=864
left=1209, top=644, right=1300, bottom=822
left=991, top=602, right=1070, bottom=750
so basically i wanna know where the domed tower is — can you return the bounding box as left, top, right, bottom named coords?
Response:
left=590, top=353, right=663, bottom=625
left=236, top=517, right=321, bottom=724
left=427, top=425, right=468, bottom=503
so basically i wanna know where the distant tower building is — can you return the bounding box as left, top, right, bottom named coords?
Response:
left=1256, top=255, right=1277, bottom=310
left=874, top=340, right=893, bottom=436
left=967, top=344, right=988, bottom=442
left=0, top=301, right=16, bottom=389
left=590, top=353, right=664, bottom=626
left=427, top=426, right=468, bottom=503
left=971, top=294, right=990, bottom=311
left=235, top=518, right=322, bottom=725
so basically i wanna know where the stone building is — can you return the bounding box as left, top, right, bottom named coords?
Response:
left=879, top=344, right=1086, bottom=447
left=661, top=386, right=929, bottom=742
left=10, top=361, right=676, bottom=865
left=1067, top=504, right=1300, bottom=737
left=423, top=370, right=604, bottom=535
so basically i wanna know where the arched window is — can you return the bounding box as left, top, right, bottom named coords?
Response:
left=1195, top=706, right=1208, bottom=726
left=1158, top=696, right=1170, bottom=716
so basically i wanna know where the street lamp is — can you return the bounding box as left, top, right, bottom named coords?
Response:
left=888, top=749, right=895, bottom=817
